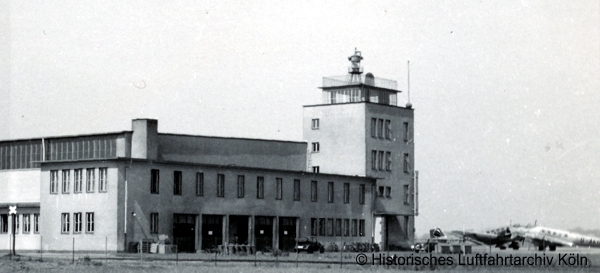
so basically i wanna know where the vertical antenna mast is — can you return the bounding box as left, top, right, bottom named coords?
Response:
left=406, top=60, right=412, bottom=109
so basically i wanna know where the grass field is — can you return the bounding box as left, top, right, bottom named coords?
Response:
left=2, top=247, right=600, bottom=272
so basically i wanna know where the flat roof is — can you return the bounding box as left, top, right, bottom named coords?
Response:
left=36, top=157, right=377, bottom=182
left=159, top=133, right=306, bottom=145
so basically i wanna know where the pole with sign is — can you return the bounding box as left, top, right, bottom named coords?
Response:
left=9, top=206, right=17, bottom=256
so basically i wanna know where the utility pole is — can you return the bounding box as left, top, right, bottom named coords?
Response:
left=9, top=206, right=17, bottom=256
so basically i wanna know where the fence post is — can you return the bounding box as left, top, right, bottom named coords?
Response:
left=140, top=239, right=143, bottom=262
left=340, top=239, right=343, bottom=269
left=40, top=235, right=43, bottom=261
left=72, top=237, right=75, bottom=264
left=214, top=237, right=217, bottom=266
left=176, top=244, right=178, bottom=265
left=105, top=236, right=107, bottom=263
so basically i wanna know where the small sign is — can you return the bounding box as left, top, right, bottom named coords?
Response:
left=284, top=230, right=288, bottom=235
left=260, top=230, right=264, bottom=234
left=9, top=206, right=16, bottom=215
left=208, top=230, right=213, bottom=235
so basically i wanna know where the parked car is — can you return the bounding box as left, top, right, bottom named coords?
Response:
left=295, top=237, right=325, bottom=253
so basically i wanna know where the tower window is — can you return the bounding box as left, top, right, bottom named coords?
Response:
left=328, top=182, right=334, bottom=203
left=359, top=184, right=365, bottom=204
left=404, top=185, right=410, bottom=204
left=386, top=152, right=392, bottom=171
left=385, top=120, right=392, bottom=139
left=196, top=173, right=204, bottom=196
left=371, top=118, right=377, bottom=138
left=378, top=119, right=384, bottom=139
left=378, top=186, right=384, bottom=197
left=378, top=151, right=384, bottom=170
left=62, top=170, right=70, bottom=194
left=312, top=142, right=320, bottom=152
left=311, top=180, right=318, bottom=202
left=150, top=213, right=159, bottom=234
left=343, top=183, right=350, bottom=204
left=404, top=122, right=409, bottom=142
left=371, top=150, right=377, bottom=170
left=276, top=178, right=283, bottom=200
left=312, top=166, right=320, bottom=173
left=385, top=186, right=391, bottom=198
left=312, top=119, right=320, bottom=129
left=257, top=176, right=264, bottom=199
left=404, top=154, right=410, bottom=173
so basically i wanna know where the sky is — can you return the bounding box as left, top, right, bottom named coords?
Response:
left=1, top=1, right=599, bottom=234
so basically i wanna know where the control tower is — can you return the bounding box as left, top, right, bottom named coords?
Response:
left=303, top=49, right=415, bottom=250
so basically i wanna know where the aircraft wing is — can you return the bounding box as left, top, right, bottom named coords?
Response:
left=451, top=231, right=498, bottom=244
left=525, top=233, right=573, bottom=248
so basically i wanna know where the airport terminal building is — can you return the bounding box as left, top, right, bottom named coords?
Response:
left=0, top=51, right=416, bottom=252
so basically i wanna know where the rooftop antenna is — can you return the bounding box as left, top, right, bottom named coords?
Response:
left=406, top=60, right=412, bottom=109
left=347, top=48, right=363, bottom=84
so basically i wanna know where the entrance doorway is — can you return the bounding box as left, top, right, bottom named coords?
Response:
left=173, top=214, right=196, bottom=253
left=255, top=216, right=273, bottom=252
left=202, top=215, right=223, bottom=250
left=279, top=217, right=296, bottom=251
left=228, top=215, right=249, bottom=245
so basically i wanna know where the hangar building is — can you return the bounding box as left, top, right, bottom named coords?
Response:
left=0, top=50, right=415, bottom=252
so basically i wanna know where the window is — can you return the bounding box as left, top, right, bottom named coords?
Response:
left=385, top=120, right=392, bottom=139
left=0, top=214, right=7, bottom=233
left=293, top=179, right=301, bottom=201
left=359, top=220, right=365, bottom=236
left=217, top=174, right=225, bottom=197
left=378, top=151, right=384, bottom=170
left=378, top=186, right=384, bottom=197
left=151, top=169, right=160, bottom=194
left=86, top=213, right=94, bottom=233
left=359, top=184, right=365, bottom=205
left=386, top=186, right=391, bottom=198
left=150, top=213, right=159, bottom=234
left=378, top=119, right=384, bottom=139
left=99, top=167, right=107, bottom=192
left=352, top=219, right=358, bottom=236
left=311, top=218, right=317, bottom=236
left=62, top=170, right=70, bottom=193
left=173, top=171, right=182, bottom=195
left=312, top=142, right=320, bottom=152
left=74, top=212, right=82, bottom=233
left=343, top=183, right=350, bottom=204
left=335, top=219, right=342, bottom=236
left=237, top=175, right=245, bottom=198
left=50, top=170, right=59, bottom=194
left=371, top=150, right=377, bottom=170
left=343, top=219, right=349, bottom=236
left=311, top=180, right=318, bottom=202
left=311, top=118, right=320, bottom=129
left=404, top=122, right=409, bottom=142
left=74, top=169, right=83, bottom=193
left=86, top=168, right=95, bottom=192
left=312, top=166, right=319, bottom=173
left=196, top=173, right=204, bottom=196
left=276, top=178, right=283, bottom=200
left=256, top=176, right=264, bottom=199
left=61, top=213, right=70, bottom=234
left=404, top=185, right=410, bottom=204
left=319, top=218, right=326, bottom=236
left=404, top=154, right=410, bottom=173
left=34, top=214, right=39, bottom=233
left=386, top=152, right=392, bottom=171
left=327, top=218, right=334, bottom=236
left=371, top=118, right=377, bottom=138
left=327, top=182, right=334, bottom=203
left=23, top=214, right=31, bottom=233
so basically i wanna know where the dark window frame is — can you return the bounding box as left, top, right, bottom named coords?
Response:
left=151, top=169, right=160, bottom=194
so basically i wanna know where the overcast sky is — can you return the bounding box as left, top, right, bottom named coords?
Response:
left=1, top=1, right=599, bottom=234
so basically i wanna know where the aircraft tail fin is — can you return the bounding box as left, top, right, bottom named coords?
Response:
left=430, top=227, right=447, bottom=239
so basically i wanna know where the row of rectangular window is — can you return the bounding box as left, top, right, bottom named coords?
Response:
left=371, top=150, right=393, bottom=171
left=311, top=218, right=365, bottom=237
left=50, top=168, right=107, bottom=194
left=370, top=118, right=410, bottom=142
left=0, top=214, right=39, bottom=234
left=61, top=212, right=94, bottom=234
left=151, top=170, right=366, bottom=204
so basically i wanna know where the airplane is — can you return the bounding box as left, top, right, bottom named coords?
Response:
left=412, top=227, right=466, bottom=253
left=450, top=226, right=522, bottom=250
left=517, top=225, right=600, bottom=251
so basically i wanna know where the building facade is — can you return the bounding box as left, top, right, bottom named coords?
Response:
left=0, top=50, right=415, bottom=252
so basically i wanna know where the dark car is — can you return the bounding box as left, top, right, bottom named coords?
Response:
left=295, top=237, right=324, bottom=253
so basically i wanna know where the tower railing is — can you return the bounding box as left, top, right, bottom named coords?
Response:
left=322, top=75, right=398, bottom=90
